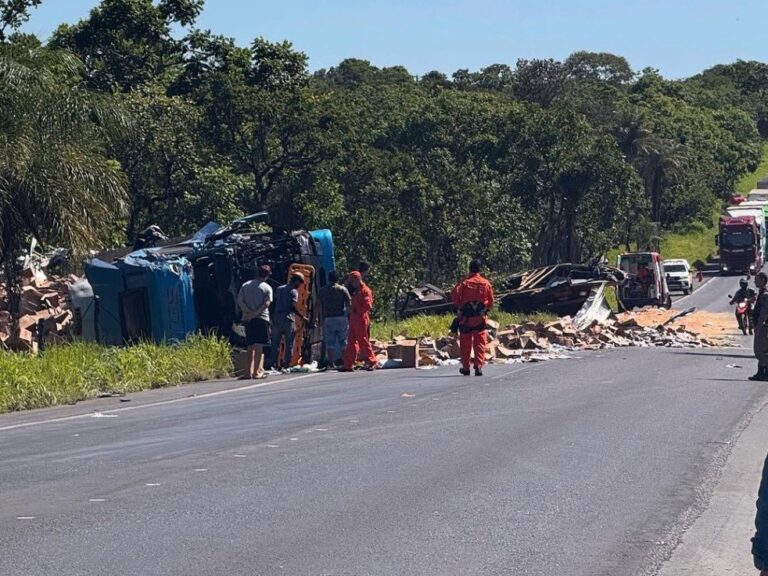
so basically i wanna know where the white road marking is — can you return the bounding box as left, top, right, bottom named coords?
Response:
left=16, top=516, right=35, bottom=520
left=194, top=468, right=207, bottom=472
left=266, top=444, right=279, bottom=448
left=88, top=498, right=106, bottom=502
left=145, top=483, right=161, bottom=487
left=491, top=366, right=531, bottom=381
left=233, top=454, right=247, bottom=458
left=0, top=373, right=317, bottom=432
left=315, top=428, right=329, bottom=432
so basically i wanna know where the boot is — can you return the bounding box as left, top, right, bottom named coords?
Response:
left=459, top=368, right=470, bottom=376
left=474, top=367, right=483, bottom=377
left=749, top=366, right=768, bottom=381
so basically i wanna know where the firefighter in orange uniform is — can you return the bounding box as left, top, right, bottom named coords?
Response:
left=342, top=271, right=377, bottom=371
left=452, top=260, right=494, bottom=376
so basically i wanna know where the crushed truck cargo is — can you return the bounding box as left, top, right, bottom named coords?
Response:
left=499, top=261, right=626, bottom=317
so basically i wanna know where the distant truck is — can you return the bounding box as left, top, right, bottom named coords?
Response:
left=616, top=251, right=672, bottom=311
left=663, top=259, right=693, bottom=295
left=719, top=205, right=765, bottom=275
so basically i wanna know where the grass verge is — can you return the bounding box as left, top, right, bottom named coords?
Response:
left=0, top=334, right=232, bottom=413
left=660, top=221, right=718, bottom=269
left=736, top=142, right=768, bottom=196
left=371, top=311, right=556, bottom=341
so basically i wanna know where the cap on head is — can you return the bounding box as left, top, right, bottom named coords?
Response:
left=291, top=272, right=305, bottom=284
left=348, top=271, right=362, bottom=282
left=469, top=259, right=481, bottom=274
left=258, top=264, right=271, bottom=278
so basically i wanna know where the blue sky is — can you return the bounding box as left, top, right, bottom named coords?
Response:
left=22, top=0, right=768, bottom=78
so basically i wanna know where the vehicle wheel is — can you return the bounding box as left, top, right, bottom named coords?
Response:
left=684, top=288, right=691, bottom=295
left=664, top=297, right=672, bottom=310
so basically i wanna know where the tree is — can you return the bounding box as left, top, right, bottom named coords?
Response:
left=565, top=51, right=633, bottom=84
left=249, top=37, right=308, bottom=90
left=0, top=0, right=41, bottom=43
left=109, top=90, right=245, bottom=240
left=512, top=58, right=569, bottom=108
left=186, top=38, right=340, bottom=212
left=49, top=0, right=203, bottom=92
left=0, top=45, right=126, bottom=327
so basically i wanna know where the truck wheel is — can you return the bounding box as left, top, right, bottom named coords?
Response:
left=664, top=296, right=673, bottom=309
left=684, top=288, right=691, bottom=296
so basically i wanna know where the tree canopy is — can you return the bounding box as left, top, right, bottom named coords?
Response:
left=2, top=1, right=765, bottom=312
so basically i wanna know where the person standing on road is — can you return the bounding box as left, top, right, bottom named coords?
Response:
left=753, top=453, right=768, bottom=575
left=235, top=265, right=273, bottom=380
left=319, top=270, right=351, bottom=368
left=271, top=273, right=307, bottom=371
left=452, top=259, right=494, bottom=377
left=751, top=272, right=768, bottom=381
left=341, top=271, right=377, bottom=372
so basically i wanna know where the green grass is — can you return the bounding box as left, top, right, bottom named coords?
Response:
left=0, top=335, right=233, bottom=413
left=736, top=142, right=768, bottom=196
left=659, top=221, right=718, bottom=270
left=371, top=311, right=556, bottom=341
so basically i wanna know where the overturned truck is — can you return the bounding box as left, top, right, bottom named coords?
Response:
left=79, top=213, right=336, bottom=360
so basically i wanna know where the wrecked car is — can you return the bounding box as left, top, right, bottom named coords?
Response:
left=395, top=284, right=454, bottom=319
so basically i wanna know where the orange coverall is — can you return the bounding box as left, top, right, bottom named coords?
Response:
left=343, top=275, right=377, bottom=369
left=452, top=273, right=494, bottom=371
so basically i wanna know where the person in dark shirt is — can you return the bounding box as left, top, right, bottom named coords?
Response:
left=751, top=272, right=768, bottom=381
left=318, top=270, right=351, bottom=367
left=270, top=273, right=307, bottom=370
left=754, top=453, right=768, bottom=575
left=731, top=278, right=756, bottom=334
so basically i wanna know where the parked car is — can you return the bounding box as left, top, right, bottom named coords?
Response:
left=663, top=259, right=693, bottom=295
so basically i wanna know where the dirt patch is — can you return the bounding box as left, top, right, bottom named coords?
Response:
left=616, top=308, right=741, bottom=344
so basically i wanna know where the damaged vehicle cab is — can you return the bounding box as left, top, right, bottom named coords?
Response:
left=616, top=251, right=672, bottom=311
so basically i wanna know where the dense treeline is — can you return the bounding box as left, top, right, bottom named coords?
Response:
left=1, top=0, right=767, bottom=312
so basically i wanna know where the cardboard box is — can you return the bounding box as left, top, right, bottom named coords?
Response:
left=387, top=339, right=419, bottom=368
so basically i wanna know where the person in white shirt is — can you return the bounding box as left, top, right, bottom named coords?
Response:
left=236, top=264, right=273, bottom=379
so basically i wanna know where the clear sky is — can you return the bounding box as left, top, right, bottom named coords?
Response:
left=22, top=0, right=768, bottom=79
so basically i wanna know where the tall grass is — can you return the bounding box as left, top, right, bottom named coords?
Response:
left=736, top=142, right=768, bottom=196
left=371, top=311, right=556, bottom=341
left=660, top=221, right=718, bottom=269
left=0, top=335, right=232, bottom=413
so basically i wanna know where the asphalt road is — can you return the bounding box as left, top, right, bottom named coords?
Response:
left=673, top=274, right=737, bottom=313
left=2, top=275, right=766, bottom=576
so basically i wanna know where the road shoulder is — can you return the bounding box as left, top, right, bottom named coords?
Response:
left=659, top=392, right=768, bottom=575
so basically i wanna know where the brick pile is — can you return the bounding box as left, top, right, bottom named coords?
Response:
left=0, top=267, right=79, bottom=352
left=414, top=309, right=733, bottom=367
